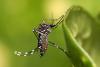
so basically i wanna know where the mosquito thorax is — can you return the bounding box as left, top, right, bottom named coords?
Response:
left=37, top=23, right=53, bottom=34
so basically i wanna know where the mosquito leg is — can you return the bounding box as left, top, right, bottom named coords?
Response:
left=48, top=41, right=67, bottom=53
left=51, top=15, right=64, bottom=24
left=14, top=47, right=38, bottom=56
left=32, top=28, right=38, bottom=39
left=55, top=15, right=64, bottom=25
left=53, top=15, right=64, bottom=28
left=14, top=28, right=39, bottom=56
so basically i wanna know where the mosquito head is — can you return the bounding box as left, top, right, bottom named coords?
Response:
left=39, top=23, right=52, bottom=30
left=41, top=23, right=49, bottom=28
left=41, top=23, right=56, bottom=28
left=49, top=24, right=56, bottom=28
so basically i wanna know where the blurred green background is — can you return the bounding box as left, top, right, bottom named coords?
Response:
left=0, top=0, right=100, bottom=67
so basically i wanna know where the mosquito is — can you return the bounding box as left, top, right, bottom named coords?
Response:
left=14, top=15, right=65, bottom=56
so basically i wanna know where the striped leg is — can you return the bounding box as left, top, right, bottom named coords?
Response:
left=52, top=15, right=64, bottom=29
left=14, top=29, right=38, bottom=56
left=48, top=41, right=67, bottom=53
left=14, top=48, right=38, bottom=56
left=32, top=28, right=38, bottom=39
left=54, top=15, right=64, bottom=27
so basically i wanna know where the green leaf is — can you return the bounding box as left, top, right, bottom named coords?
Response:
left=62, top=6, right=96, bottom=67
